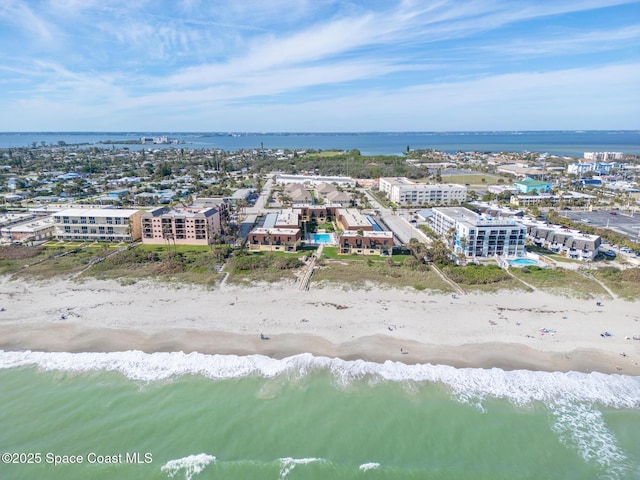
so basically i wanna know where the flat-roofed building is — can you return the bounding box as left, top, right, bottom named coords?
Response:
left=1, top=216, right=55, bottom=243
left=336, top=208, right=373, bottom=231
left=248, top=227, right=301, bottom=252
left=339, top=230, right=393, bottom=256
left=141, top=206, right=225, bottom=245
left=274, top=208, right=300, bottom=228
left=513, top=178, right=552, bottom=194
left=275, top=174, right=356, bottom=187
left=430, top=207, right=526, bottom=258
left=293, top=204, right=340, bottom=223
left=379, top=177, right=466, bottom=205
left=0, top=213, right=34, bottom=230
left=510, top=192, right=596, bottom=207
left=53, top=208, right=143, bottom=242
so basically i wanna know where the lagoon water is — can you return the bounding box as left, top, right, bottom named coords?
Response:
left=1, top=131, right=639, bottom=157
left=1, top=351, right=639, bottom=480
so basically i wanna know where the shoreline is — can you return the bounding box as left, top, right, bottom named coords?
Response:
left=0, top=325, right=634, bottom=375
left=1, top=277, right=639, bottom=375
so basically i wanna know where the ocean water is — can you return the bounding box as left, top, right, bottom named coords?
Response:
left=1, top=351, right=639, bottom=480
left=0, top=131, right=639, bottom=157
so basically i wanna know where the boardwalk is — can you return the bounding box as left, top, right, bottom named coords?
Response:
left=298, top=245, right=323, bottom=291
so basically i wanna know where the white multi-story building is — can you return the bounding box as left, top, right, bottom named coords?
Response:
left=584, top=152, right=624, bottom=161
left=275, top=174, right=356, bottom=187
left=53, top=208, right=142, bottom=242
left=379, top=178, right=467, bottom=206
left=567, top=162, right=616, bottom=175
left=430, top=207, right=526, bottom=258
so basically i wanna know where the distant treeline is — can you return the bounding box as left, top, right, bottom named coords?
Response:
left=251, top=150, right=434, bottom=179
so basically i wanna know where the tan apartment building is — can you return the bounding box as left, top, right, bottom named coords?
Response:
left=140, top=206, right=225, bottom=245
left=53, top=208, right=143, bottom=242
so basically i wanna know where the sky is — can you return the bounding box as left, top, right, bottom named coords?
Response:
left=0, top=0, right=639, bottom=132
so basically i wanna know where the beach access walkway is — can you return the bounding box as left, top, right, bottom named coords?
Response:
left=430, top=263, right=465, bottom=296
left=298, top=245, right=323, bottom=291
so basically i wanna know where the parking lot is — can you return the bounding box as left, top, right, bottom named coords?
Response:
left=562, top=210, right=640, bottom=242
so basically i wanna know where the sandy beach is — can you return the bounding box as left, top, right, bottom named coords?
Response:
left=1, top=276, right=639, bottom=375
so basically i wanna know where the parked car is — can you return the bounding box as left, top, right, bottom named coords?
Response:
left=610, top=212, right=617, bottom=215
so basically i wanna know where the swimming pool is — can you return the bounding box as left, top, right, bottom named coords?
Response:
left=308, top=233, right=335, bottom=245
left=508, top=258, right=538, bottom=267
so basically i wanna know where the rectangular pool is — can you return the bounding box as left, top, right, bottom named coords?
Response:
left=308, top=233, right=335, bottom=245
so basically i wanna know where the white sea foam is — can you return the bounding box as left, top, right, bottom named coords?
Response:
left=279, top=457, right=321, bottom=479
left=550, top=402, right=630, bottom=479
left=1, top=350, right=639, bottom=410
left=160, top=453, right=215, bottom=480
left=359, top=462, right=380, bottom=471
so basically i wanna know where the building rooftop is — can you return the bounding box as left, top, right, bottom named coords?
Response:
left=432, top=207, right=521, bottom=227
left=337, top=208, right=371, bottom=228
left=54, top=207, right=141, bottom=217
left=340, top=230, right=393, bottom=238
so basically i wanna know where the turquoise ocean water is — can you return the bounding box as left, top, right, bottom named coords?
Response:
left=1, top=351, right=639, bottom=480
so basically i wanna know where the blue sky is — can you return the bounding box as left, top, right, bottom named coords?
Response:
left=0, top=0, right=638, bottom=131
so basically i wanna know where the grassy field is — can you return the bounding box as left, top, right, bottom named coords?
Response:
left=306, top=150, right=346, bottom=158
left=509, top=266, right=610, bottom=299
left=439, top=174, right=504, bottom=186
left=591, top=267, right=640, bottom=301
left=320, top=246, right=411, bottom=263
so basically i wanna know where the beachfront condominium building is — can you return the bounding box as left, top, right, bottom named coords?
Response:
left=1, top=216, right=55, bottom=243
left=379, top=177, right=467, bottom=206
left=248, top=227, right=301, bottom=252
left=140, top=206, right=225, bottom=246
left=430, top=207, right=526, bottom=258
left=521, top=219, right=601, bottom=260
left=339, top=230, right=393, bottom=256
left=53, top=208, right=143, bottom=242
